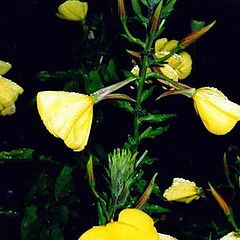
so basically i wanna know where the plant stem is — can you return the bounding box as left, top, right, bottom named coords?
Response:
left=133, top=35, right=155, bottom=149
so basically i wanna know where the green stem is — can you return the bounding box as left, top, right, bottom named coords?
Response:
left=133, top=35, right=155, bottom=149
left=227, top=211, right=239, bottom=232
left=121, top=19, right=145, bottom=48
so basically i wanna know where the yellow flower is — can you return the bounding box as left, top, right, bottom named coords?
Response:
left=0, top=59, right=12, bottom=75
left=56, top=0, right=88, bottom=21
left=154, top=38, right=192, bottom=80
left=219, top=232, right=240, bottom=240
left=158, top=233, right=178, bottom=240
left=37, top=91, right=94, bottom=152
left=193, top=87, right=240, bottom=135
left=0, top=76, right=24, bottom=116
left=79, top=208, right=159, bottom=240
left=163, top=177, right=202, bottom=204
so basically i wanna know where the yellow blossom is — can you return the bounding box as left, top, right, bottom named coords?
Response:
left=56, top=0, right=88, bottom=22
left=154, top=38, right=192, bottom=80
left=0, top=76, right=24, bottom=116
left=0, top=60, right=12, bottom=75
left=79, top=208, right=159, bottom=240
left=37, top=91, right=94, bottom=152
left=219, top=232, right=240, bottom=240
left=193, top=87, right=240, bottom=135
left=163, top=177, right=202, bottom=204
left=158, top=233, right=178, bottom=240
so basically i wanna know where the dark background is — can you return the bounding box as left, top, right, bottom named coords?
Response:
left=0, top=0, right=240, bottom=239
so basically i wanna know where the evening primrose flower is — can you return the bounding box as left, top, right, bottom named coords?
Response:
left=56, top=0, right=88, bottom=21
left=0, top=59, right=12, bottom=75
left=0, top=76, right=24, bottom=116
left=79, top=208, right=159, bottom=240
left=37, top=91, right=94, bottom=152
left=154, top=38, right=192, bottom=80
left=219, top=232, right=240, bottom=240
left=158, top=233, right=178, bottom=240
left=193, top=87, right=240, bottom=135
left=163, top=178, right=202, bottom=204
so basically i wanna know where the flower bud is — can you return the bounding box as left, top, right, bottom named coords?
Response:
left=118, top=0, right=127, bottom=20
left=180, top=21, right=216, bottom=48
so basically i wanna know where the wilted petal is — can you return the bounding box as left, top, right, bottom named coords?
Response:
left=37, top=91, right=94, bottom=152
left=193, top=87, right=240, bottom=135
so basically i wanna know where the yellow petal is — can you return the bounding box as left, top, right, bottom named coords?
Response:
left=219, top=231, right=240, bottom=240
left=193, top=87, right=240, bottom=135
left=57, top=0, right=88, bottom=21
left=118, top=208, right=159, bottom=240
left=0, top=76, right=24, bottom=116
left=155, top=38, right=168, bottom=53
left=162, top=40, right=178, bottom=52
left=159, top=64, right=178, bottom=81
left=37, top=91, right=94, bottom=151
left=79, top=226, right=112, bottom=240
left=0, top=60, right=12, bottom=75
left=163, top=178, right=201, bottom=204
left=175, top=51, right=192, bottom=79
left=158, top=233, right=178, bottom=240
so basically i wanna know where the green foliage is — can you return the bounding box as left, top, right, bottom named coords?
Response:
left=55, top=166, right=74, bottom=201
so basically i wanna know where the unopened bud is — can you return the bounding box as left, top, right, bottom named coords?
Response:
left=149, top=1, right=163, bottom=34
left=180, top=21, right=216, bottom=48
left=209, top=182, right=231, bottom=215
left=118, top=0, right=127, bottom=20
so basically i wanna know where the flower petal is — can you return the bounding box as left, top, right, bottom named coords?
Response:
left=193, top=87, right=240, bottom=135
left=57, top=0, right=88, bottom=21
left=0, top=76, right=24, bottom=116
left=37, top=91, right=94, bottom=151
left=163, top=178, right=201, bottom=204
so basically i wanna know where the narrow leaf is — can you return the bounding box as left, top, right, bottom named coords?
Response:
left=55, top=166, right=74, bottom=201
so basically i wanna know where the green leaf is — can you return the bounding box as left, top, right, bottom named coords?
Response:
left=140, top=85, right=155, bottom=103
left=0, top=148, right=34, bottom=162
left=112, top=100, right=135, bottom=113
left=139, top=125, right=169, bottom=141
left=131, top=0, right=149, bottom=26
left=139, top=113, right=176, bottom=124
left=107, top=59, right=118, bottom=81
left=161, top=0, right=177, bottom=19
left=84, top=70, right=104, bottom=94
left=139, top=0, right=148, bottom=7
left=191, top=19, right=206, bottom=32
left=52, top=205, right=69, bottom=226
left=25, top=173, right=50, bottom=204
left=40, top=224, right=64, bottom=240
left=55, top=166, right=74, bottom=201
left=144, top=204, right=171, bottom=214
left=21, top=205, right=38, bottom=240
left=63, top=79, right=80, bottom=92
